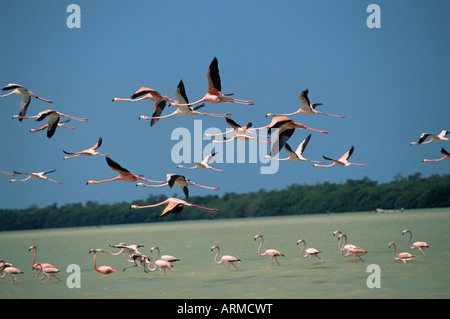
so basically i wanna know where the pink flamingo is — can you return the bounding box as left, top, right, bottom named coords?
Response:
left=389, top=241, right=415, bottom=264
left=28, top=245, right=59, bottom=277
left=422, top=147, right=450, bottom=162
left=296, top=239, right=324, bottom=264
left=0, top=260, right=23, bottom=283
left=63, top=137, right=110, bottom=159
left=143, top=256, right=173, bottom=276
left=207, top=118, right=270, bottom=144
left=33, top=263, right=61, bottom=281
left=1, top=83, right=53, bottom=121
left=139, top=80, right=231, bottom=123
left=211, top=245, right=241, bottom=271
left=10, top=170, right=62, bottom=184
left=254, top=233, right=284, bottom=266
left=89, top=249, right=117, bottom=275
left=266, top=89, right=346, bottom=118
left=130, top=197, right=218, bottom=217
left=410, top=130, right=449, bottom=145
left=265, top=134, right=324, bottom=163
left=86, top=157, right=165, bottom=185
left=171, top=57, right=253, bottom=107
left=113, top=87, right=175, bottom=127
left=313, top=146, right=366, bottom=168
left=151, top=246, right=180, bottom=264
left=177, top=152, right=224, bottom=172
left=402, top=229, right=429, bottom=256
left=30, top=119, right=76, bottom=135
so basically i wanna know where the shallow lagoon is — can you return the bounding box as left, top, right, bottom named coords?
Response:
left=0, top=208, right=449, bottom=299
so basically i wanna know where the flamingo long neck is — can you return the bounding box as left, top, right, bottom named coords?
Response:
left=93, top=252, right=98, bottom=271
left=153, top=248, right=160, bottom=260
left=146, top=258, right=157, bottom=272
left=391, top=243, right=397, bottom=257
left=31, top=248, right=37, bottom=265
left=257, top=237, right=264, bottom=256
left=213, top=248, right=222, bottom=264
left=340, top=236, right=348, bottom=254
left=299, top=242, right=306, bottom=257
left=407, top=232, right=413, bottom=248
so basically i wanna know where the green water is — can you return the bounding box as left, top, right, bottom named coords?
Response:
left=0, top=208, right=449, bottom=299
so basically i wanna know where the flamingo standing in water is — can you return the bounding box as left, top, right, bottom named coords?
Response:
left=170, top=57, right=254, bottom=107
left=151, top=246, right=180, bottom=264
left=143, top=256, right=173, bottom=275
left=30, top=119, right=76, bottom=135
left=12, top=109, right=88, bottom=138
left=139, top=80, right=231, bottom=123
left=254, top=233, right=284, bottom=266
left=250, top=116, right=328, bottom=156
left=63, top=137, right=110, bottom=159
left=33, top=263, right=61, bottom=281
left=89, top=249, right=117, bottom=275
left=265, top=134, right=324, bottom=163
left=210, top=245, right=241, bottom=271
left=86, top=157, right=166, bottom=185
left=1, top=83, right=53, bottom=121
left=266, top=89, right=346, bottom=118
left=136, top=173, right=219, bottom=198
left=177, top=152, right=224, bottom=172
left=113, top=87, right=176, bottom=127
left=402, top=229, right=429, bottom=256
left=0, top=260, right=23, bottom=283
left=130, top=197, right=218, bottom=217
left=410, top=130, right=449, bottom=145
left=422, top=147, right=450, bottom=162
left=28, top=245, right=59, bottom=277
left=334, top=231, right=359, bottom=255
left=313, top=146, right=366, bottom=168
left=10, top=170, right=62, bottom=184
left=296, top=239, right=324, bottom=264
left=389, top=241, right=415, bottom=264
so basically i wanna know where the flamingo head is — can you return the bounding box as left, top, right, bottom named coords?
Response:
left=28, top=245, right=37, bottom=252
left=112, top=97, right=121, bottom=102
left=265, top=113, right=275, bottom=118
left=254, top=233, right=262, bottom=240
left=388, top=241, right=395, bottom=248
left=296, top=239, right=305, bottom=245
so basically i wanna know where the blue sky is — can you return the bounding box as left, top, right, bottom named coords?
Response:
left=0, top=1, right=449, bottom=210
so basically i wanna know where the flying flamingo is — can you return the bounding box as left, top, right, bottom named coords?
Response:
left=313, top=146, right=366, bottom=168
left=86, top=157, right=166, bottom=185
left=388, top=241, right=415, bottom=264
left=422, top=147, right=450, bottom=163
left=177, top=152, right=224, bottom=172
left=28, top=245, right=59, bottom=277
left=112, top=87, right=176, bottom=127
left=143, top=256, right=173, bottom=275
left=139, top=80, right=231, bottom=123
left=151, top=246, right=180, bottom=264
left=170, top=57, right=254, bottom=107
left=410, top=130, right=449, bottom=145
left=63, top=137, right=110, bottom=159
left=402, top=229, right=429, bottom=256
left=296, top=239, right=324, bottom=264
left=266, top=89, right=346, bottom=118
left=207, top=118, right=270, bottom=144
left=33, top=263, right=61, bottom=281
left=130, top=197, right=218, bottom=217
left=10, top=169, right=62, bottom=184
left=0, top=261, right=23, bottom=283
left=254, top=233, right=284, bottom=266
left=30, top=119, right=76, bottom=135
left=265, top=134, right=324, bottom=163
left=12, top=109, right=88, bottom=138
left=1, top=83, right=53, bottom=121
left=250, top=116, right=328, bottom=156
left=136, top=173, right=219, bottom=198
left=89, top=249, right=118, bottom=275
left=210, top=245, right=241, bottom=271
left=336, top=233, right=360, bottom=256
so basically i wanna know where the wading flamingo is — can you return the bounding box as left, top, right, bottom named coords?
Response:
left=136, top=173, right=219, bottom=198
left=89, top=249, right=117, bottom=275
left=410, top=130, right=449, bottom=145
left=313, top=146, right=366, bottom=168
left=170, top=57, right=253, bottom=107
left=1, top=83, right=53, bottom=121
left=265, top=134, right=323, bottom=163
left=177, top=152, right=224, bottom=172
left=250, top=116, right=328, bottom=156
left=11, top=170, right=62, bottom=184
left=344, top=247, right=368, bottom=263
left=336, top=233, right=360, bottom=256
left=0, top=261, right=23, bottom=283
left=13, top=109, right=88, bottom=138
left=266, top=89, right=346, bottom=118
left=389, top=241, right=415, bottom=264
left=210, top=245, right=241, bottom=271
left=422, top=147, right=450, bottom=163
left=254, top=233, right=284, bottom=266
left=130, top=197, right=218, bottom=217
left=143, top=256, right=173, bottom=275
left=86, top=157, right=165, bottom=185
left=113, top=87, right=176, bottom=127
left=63, top=137, right=110, bottom=159
left=402, top=229, right=429, bottom=256
left=139, top=80, right=231, bottom=123
left=151, top=246, right=180, bottom=263
left=296, top=239, right=324, bottom=264
left=30, top=119, right=76, bottom=135
left=28, top=245, right=59, bottom=277
left=32, top=263, right=61, bottom=281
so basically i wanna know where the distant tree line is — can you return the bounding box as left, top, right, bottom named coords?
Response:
left=1, top=173, right=449, bottom=231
